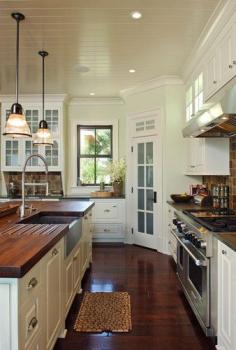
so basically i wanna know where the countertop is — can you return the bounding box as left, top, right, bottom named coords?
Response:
left=0, top=200, right=94, bottom=278
left=0, top=195, right=125, bottom=201
left=215, top=234, right=236, bottom=252
left=167, top=200, right=209, bottom=211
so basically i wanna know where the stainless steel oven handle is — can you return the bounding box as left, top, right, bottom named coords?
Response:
left=171, top=229, right=207, bottom=267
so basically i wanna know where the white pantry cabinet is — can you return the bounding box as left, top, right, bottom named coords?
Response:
left=217, top=241, right=236, bottom=350
left=0, top=96, right=65, bottom=172
left=90, top=198, right=126, bottom=242
left=184, top=138, right=229, bottom=176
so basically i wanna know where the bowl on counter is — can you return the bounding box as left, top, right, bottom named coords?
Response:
left=170, top=194, right=193, bottom=203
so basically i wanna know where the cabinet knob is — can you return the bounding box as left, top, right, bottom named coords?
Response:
left=84, top=216, right=88, bottom=220
left=222, top=250, right=227, bottom=255
left=73, top=256, right=78, bottom=261
left=104, top=209, right=110, bottom=213
left=104, top=228, right=111, bottom=232
left=233, top=60, right=236, bottom=65
left=27, top=277, right=38, bottom=290
left=28, top=317, right=38, bottom=332
left=229, top=64, right=233, bottom=69
left=52, top=248, right=59, bottom=256
left=89, top=213, right=92, bottom=217
left=213, top=80, right=217, bottom=84
left=190, top=165, right=196, bottom=168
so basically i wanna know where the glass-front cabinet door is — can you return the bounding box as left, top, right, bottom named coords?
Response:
left=2, top=139, right=22, bottom=171
left=1, top=102, right=62, bottom=172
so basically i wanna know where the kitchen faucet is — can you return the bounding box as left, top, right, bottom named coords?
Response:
left=19, top=154, right=48, bottom=218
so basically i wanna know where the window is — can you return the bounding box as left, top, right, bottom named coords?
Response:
left=77, top=125, right=113, bottom=185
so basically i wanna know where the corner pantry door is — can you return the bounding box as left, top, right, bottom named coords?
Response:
left=133, top=136, right=158, bottom=249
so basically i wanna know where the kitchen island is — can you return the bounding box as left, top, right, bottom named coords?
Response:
left=0, top=200, right=94, bottom=350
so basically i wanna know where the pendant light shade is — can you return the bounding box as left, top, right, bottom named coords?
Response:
left=33, top=50, right=53, bottom=145
left=3, top=13, right=31, bottom=138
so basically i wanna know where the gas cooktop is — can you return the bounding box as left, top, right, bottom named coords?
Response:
left=183, top=209, right=236, bottom=232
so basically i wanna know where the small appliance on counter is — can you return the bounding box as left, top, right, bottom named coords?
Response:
left=190, top=184, right=212, bottom=207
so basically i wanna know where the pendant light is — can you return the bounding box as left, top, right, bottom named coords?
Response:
left=3, top=13, right=31, bottom=137
left=33, top=50, right=53, bottom=145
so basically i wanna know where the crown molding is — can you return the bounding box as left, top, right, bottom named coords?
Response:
left=183, top=0, right=236, bottom=81
left=69, top=97, right=124, bottom=106
left=120, top=75, right=183, bottom=99
left=0, top=94, right=68, bottom=103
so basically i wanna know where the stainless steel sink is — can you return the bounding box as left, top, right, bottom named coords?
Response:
left=19, top=213, right=82, bottom=257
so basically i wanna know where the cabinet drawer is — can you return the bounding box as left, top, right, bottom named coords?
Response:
left=19, top=262, right=42, bottom=307
left=20, top=297, right=41, bottom=349
left=93, top=202, right=121, bottom=221
left=93, top=223, right=123, bottom=234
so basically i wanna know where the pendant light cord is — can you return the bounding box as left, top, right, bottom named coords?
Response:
left=42, top=53, right=45, bottom=121
left=16, top=18, right=19, bottom=104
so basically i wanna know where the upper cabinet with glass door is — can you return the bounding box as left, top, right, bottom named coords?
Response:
left=185, top=72, right=204, bottom=122
left=1, top=97, right=64, bottom=172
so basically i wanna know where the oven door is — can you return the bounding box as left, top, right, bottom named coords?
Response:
left=186, top=249, right=210, bottom=328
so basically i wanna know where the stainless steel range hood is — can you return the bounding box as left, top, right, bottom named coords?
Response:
left=182, top=85, right=236, bottom=138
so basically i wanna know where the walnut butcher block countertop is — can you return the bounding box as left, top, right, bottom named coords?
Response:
left=0, top=200, right=94, bottom=278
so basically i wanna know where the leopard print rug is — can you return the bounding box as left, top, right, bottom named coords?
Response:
left=74, top=291, right=132, bottom=333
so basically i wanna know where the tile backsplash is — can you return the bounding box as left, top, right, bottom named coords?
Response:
left=4, top=172, right=63, bottom=197
left=203, top=137, right=236, bottom=210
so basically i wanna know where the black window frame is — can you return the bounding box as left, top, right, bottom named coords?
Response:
left=77, top=125, right=113, bottom=186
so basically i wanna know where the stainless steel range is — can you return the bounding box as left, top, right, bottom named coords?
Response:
left=171, top=209, right=220, bottom=338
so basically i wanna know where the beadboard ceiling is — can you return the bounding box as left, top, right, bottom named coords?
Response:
left=0, top=0, right=220, bottom=97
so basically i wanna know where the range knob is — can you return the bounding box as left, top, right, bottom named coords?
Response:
left=173, top=219, right=181, bottom=226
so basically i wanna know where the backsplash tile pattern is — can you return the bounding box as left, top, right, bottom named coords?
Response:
left=203, top=137, right=236, bottom=210
left=4, top=172, right=63, bottom=197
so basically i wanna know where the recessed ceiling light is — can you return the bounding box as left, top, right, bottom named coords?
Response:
left=131, top=11, right=142, bottom=19
left=90, top=92, right=95, bottom=96
left=73, top=64, right=90, bottom=73
left=129, top=69, right=136, bottom=73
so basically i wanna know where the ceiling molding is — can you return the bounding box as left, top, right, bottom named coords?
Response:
left=120, top=75, right=183, bottom=99
left=0, top=94, right=68, bottom=104
left=69, top=97, right=124, bottom=106
left=183, top=0, right=236, bottom=81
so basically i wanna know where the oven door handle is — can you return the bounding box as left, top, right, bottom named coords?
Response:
left=171, top=229, right=207, bottom=267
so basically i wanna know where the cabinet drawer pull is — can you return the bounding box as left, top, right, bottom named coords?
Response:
left=104, top=209, right=110, bottom=213
left=222, top=250, right=227, bottom=255
left=112, top=205, right=117, bottom=208
left=104, top=228, right=111, bottom=232
left=52, top=248, right=59, bottom=256
left=28, top=317, right=38, bottom=332
left=84, top=216, right=88, bottom=220
left=190, top=165, right=195, bottom=168
left=27, top=277, right=38, bottom=290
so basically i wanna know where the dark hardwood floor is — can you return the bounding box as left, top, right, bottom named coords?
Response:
left=54, top=244, right=215, bottom=350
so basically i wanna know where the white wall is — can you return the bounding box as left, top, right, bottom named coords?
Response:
left=65, top=98, right=126, bottom=195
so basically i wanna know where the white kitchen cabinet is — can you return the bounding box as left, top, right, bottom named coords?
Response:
left=218, top=23, right=236, bottom=88
left=43, top=240, right=63, bottom=350
left=204, top=48, right=219, bottom=101
left=167, top=204, right=177, bottom=263
left=217, top=241, right=236, bottom=350
left=0, top=96, right=65, bottom=172
left=64, top=210, right=92, bottom=316
left=90, top=198, right=126, bottom=242
left=184, top=138, right=229, bottom=176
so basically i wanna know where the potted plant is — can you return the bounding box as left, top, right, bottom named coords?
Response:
left=108, top=158, right=126, bottom=197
